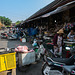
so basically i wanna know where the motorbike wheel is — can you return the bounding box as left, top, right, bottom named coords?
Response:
left=42, top=62, right=51, bottom=75
left=62, top=71, right=71, bottom=75
left=42, top=62, right=63, bottom=75
left=17, top=64, right=29, bottom=72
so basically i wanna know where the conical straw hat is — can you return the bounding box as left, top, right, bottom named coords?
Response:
left=57, top=29, right=64, bottom=34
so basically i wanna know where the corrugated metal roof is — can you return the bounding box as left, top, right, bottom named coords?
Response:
left=25, top=0, right=62, bottom=21
left=41, top=1, right=75, bottom=18
left=25, top=0, right=74, bottom=22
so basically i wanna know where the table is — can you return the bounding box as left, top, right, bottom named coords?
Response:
left=63, top=40, right=75, bottom=44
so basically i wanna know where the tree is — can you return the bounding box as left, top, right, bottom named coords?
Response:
left=0, top=21, right=3, bottom=29
left=0, top=16, right=12, bottom=26
left=16, top=21, right=21, bottom=25
left=16, top=20, right=23, bottom=25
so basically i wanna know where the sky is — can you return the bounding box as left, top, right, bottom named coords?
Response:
left=0, top=0, right=54, bottom=23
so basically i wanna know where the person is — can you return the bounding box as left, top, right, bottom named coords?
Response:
left=67, top=29, right=75, bottom=39
left=13, top=28, right=15, bottom=33
left=16, top=27, right=19, bottom=33
left=53, top=29, right=64, bottom=57
left=20, top=30, right=23, bottom=37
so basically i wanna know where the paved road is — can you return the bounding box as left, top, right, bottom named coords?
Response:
left=0, top=29, right=42, bottom=75
left=0, top=38, right=42, bottom=75
left=0, top=29, right=63, bottom=75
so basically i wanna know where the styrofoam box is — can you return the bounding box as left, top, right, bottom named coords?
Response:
left=48, top=70, right=63, bottom=75
left=18, top=52, right=35, bottom=66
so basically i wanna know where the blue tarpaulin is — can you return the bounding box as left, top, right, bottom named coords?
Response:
left=28, top=28, right=38, bottom=36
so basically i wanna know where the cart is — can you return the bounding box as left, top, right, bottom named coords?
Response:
left=17, top=51, right=36, bottom=72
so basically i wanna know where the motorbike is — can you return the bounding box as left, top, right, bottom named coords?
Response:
left=62, top=65, right=75, bottom=75
left=1, top=32, right=8, bottom=39
left=43, top=42, right=62, bottom=58
left=63, top=39, right=75, bottom=58
left=33, top=43, right=46, bottom=61
left=7, top=33, right=18, bottom=40
left=43, top=39, right=75, bottom=58
left=42, top=49, right=75, bottom=75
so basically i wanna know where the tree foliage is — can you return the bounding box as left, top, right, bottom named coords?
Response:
left=0, top=16, right=12, bottom=26
left=16, top=20, right=24, bottom=25
left=16, top=21, right=21, bottom=25
left=0, top=21, right=4, bottom=29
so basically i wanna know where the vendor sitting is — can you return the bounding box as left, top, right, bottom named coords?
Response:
left=53, top=29, right=64, bottom=57
left=67, top=29, right=75, bottom=40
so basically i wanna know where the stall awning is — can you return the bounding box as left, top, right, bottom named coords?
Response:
left=41, top=1, right=75, bottom=18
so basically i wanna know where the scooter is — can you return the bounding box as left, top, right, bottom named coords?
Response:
left=62, top=65, right=75, bottom=75
left=42, top=50, right=75, bottom=75
left=64, top=39, right=75, bottom=58
left=43, top=43, right=61, bottom=58
left=7, top=33, right=17, bottom=40
left=42, top=55, right=75, bottom=75
left=43, top=39, right=75, bottom=58
left=1, top=32, right=8, bottom=39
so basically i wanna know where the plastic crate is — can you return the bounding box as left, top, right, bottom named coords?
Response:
left=0, top=55, right=6, bottom=72
left=5, top=52, right=16, bottom=70
left=0, top=52, right=16, bottom=72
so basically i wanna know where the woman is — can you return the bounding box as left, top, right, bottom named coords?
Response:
left=53, top=29, right=64, bottom=57
left=67, top=29, right=75, bottom=40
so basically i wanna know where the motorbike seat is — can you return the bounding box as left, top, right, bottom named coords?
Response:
left=47, top=56, right=75, bottom=65
left=52, top=58, right=69, bottom=64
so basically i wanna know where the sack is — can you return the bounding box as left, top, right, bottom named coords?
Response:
left=15, top=46, right=34, bottom=53
left=15, top=46, right=28, bottom=53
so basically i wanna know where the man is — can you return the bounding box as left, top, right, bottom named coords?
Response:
left=53, top=29, right=64, bottom=57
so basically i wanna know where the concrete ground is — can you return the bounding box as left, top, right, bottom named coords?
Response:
left=0, top=39, right=42, bottom=75
left=0, top=29, right=65, bottom=75
left=0, top=29, right=42, bottom=75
